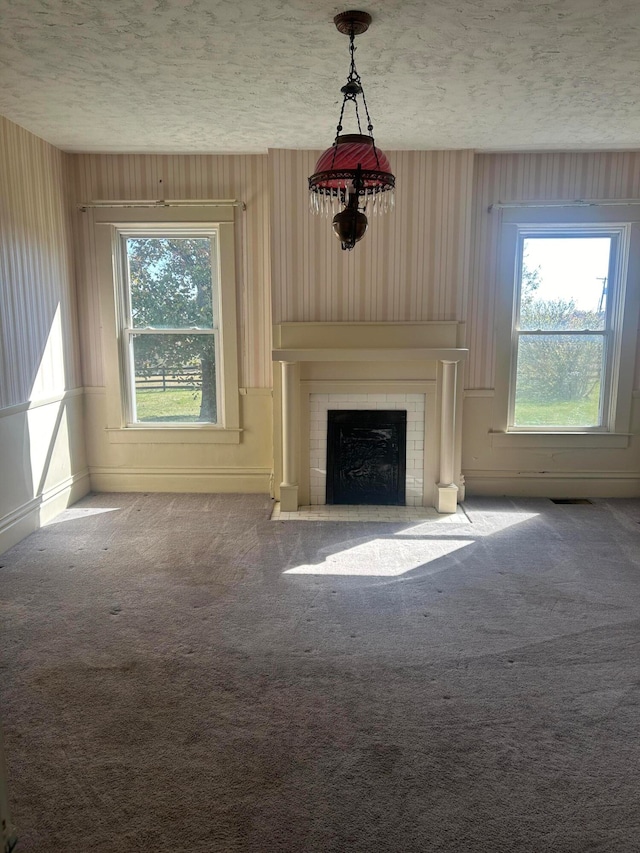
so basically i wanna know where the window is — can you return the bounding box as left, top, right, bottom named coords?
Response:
left=100, top=211, right=240, bottom=439
left=494, top=208, right=640, bottom=442
left=120, top=231, right=220, bottom=424
left=511, top=230, right=618, bottom=429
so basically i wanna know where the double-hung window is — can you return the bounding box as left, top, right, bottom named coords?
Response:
left=120, top=229, right=220, bottom=425
left=495, top=208, right=640, bottom=440
left=511, top=228, right=619, bottom=429
left=100, top=212, right=240, bottom=439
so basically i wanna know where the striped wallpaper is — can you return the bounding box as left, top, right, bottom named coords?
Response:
left=6, top=137, right=640, bottom=400
left=269, top=149, right=475, bottom=325
left=0, top=116, right=80, bottom=409
left=468, top=151, right=640, bottom=389
left=70, top=153, right=271, bottom=388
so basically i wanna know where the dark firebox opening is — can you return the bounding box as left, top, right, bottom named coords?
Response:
left=326, top=410, right=407, bottom=505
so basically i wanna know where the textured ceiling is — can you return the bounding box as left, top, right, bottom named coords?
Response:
left=1, top=0, right=640, bottom=153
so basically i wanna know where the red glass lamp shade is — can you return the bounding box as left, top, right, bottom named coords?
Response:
left=309, top=133, right=395, bottom=216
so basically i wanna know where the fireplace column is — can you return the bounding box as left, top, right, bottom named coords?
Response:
left=280, top=361, right=299, bottom=511
left=436, top=359, right=460, bottom=513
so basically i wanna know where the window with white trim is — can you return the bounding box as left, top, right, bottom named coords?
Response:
left=107, top=216, right=240, bottom=436
left=495, top=208, right=640, bottom=440
left=120, top=229, right=221, bottom=424
left=510, top=228, right=621, bottom=429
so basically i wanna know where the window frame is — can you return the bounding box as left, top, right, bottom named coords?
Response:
left=509, top=226, right=622, bottom=432
left=493, top=206, right=640, bottom=445
left=117, top=226, right=223, bottom=426
left=95, top=206, right=240, bottom=442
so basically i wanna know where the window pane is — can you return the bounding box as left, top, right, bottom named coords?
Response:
left=514, top=334, right=604, bottom=427
left=132, top=333, right=217, bottom=423
left=520, top=237, right=611, bottom=331
left=126, top=237, right=215, bottom=329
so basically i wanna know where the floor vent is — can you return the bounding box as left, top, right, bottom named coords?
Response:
left=550, top=498, right=593, bottom=505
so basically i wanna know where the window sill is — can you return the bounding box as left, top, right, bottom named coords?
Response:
left=489, top=431, right=630, bottom=449
left=106, top=427, right=242, bottom=445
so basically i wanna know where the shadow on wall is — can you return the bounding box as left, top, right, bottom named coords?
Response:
left=0, top=305, right=84, bottom=548
left=0, top=117, right=87, bottom=550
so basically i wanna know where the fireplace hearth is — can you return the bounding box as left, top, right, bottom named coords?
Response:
left=326, top=410, right=407, bottom=505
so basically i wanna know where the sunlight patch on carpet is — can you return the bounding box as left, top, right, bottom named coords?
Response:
left=44, top=507, right=120, bottom=525
left=284, top=538, right=472, bottom=576
left=396, top=510, right=538, bottom=537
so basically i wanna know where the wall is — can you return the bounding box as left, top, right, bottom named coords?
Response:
left=0, top=117, right=88, bottom=552
left=4, top=134, right=638, bottom=521
left=269, top=149, right=475, bottom=324
left=464, top=152, right=640, bottom=496
left=269, top=147, right=640, bottom=499
left=69, top=153, right=273, bottom=494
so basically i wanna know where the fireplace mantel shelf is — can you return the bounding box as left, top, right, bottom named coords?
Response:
left=272, top=347, right=468, bottom=363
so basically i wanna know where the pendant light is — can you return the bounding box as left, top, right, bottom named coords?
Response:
left=308, top=10, right=396, bottom=250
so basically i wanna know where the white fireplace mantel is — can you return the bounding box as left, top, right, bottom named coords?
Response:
left=271, top=323, right=468, bottom=514
left=272, top=347, right=468, bottom=363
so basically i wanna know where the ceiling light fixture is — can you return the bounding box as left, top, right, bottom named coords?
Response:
left=308, top=10, right=395, bottom=251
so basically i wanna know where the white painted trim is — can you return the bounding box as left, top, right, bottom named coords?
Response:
left=88, top=467, right=272, bottom=494
left=464, top=470, right=640, bottom=498
left=274, top=321, right=465, bottom=350
left=492, top=199, right=640, bottom=210
left=276, top=321, right=462, bottom=327
left=0, top=388, right=84, bottom=419
left=94, top=213, right=241, bottom=434
left=494, top=210, right=640, bottom=438
left=465, top=469, right=640, bottom=480
left=88, top=466, right=271, bottom=476
left=489, top=431, right=631, bottom=449
left=80, top=199, right=243, bottom=211
left=273, top=347, right=468, bottom=363
left=0, top=470, right=91, bottom=555
left=91, top=210, right=236, bottom=224
left=464, top=389, right=495, bottom=397
left=302, top=380, right=436, bottom=393
left=105, top=427, right=243, bottom=444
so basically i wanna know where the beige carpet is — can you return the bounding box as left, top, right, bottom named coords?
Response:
left=1, top=493, right=640, bottom=852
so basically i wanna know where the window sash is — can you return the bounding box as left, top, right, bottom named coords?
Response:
left=123, top=328, right=217, bottom=336
left=118, top=229, right=223, bottom=426
left=492, top=209, right=640, bottom=442
left=516, top=329, right=610, bottom=337
left=508, top=228, right=620, bottom=431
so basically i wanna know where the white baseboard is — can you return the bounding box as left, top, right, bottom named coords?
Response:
left=0, top=469, right=91, bottom=555
left=88, top=466, right=272, bottom=494
left=464, top=470, right=640, bottom=498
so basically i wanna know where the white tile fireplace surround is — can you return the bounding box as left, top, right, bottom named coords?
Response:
left=310, top=394, right=425, bottom=506
left=272, top=322, right=468, bottom=514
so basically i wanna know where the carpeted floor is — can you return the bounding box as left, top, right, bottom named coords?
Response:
left=1, top=492, right=640, bottom=852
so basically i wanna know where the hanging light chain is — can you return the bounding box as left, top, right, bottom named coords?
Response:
left=308, top=8, right=395, bottom=244
left=330, top=23, right=382, bottom=171
left=348, top=30, right=363, bottom=135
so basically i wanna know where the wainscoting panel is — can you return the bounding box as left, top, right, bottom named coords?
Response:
left=0, top=392, right=89, bottom=554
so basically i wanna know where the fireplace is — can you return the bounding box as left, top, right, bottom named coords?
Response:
left=310, top=394, right=424, bottom=506
left=272, top=322, right=468, bottom=513
left=326, top=410, right=407, bottom=505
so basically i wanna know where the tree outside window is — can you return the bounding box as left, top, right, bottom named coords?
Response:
left=123, top=234, right=219, bottom=424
